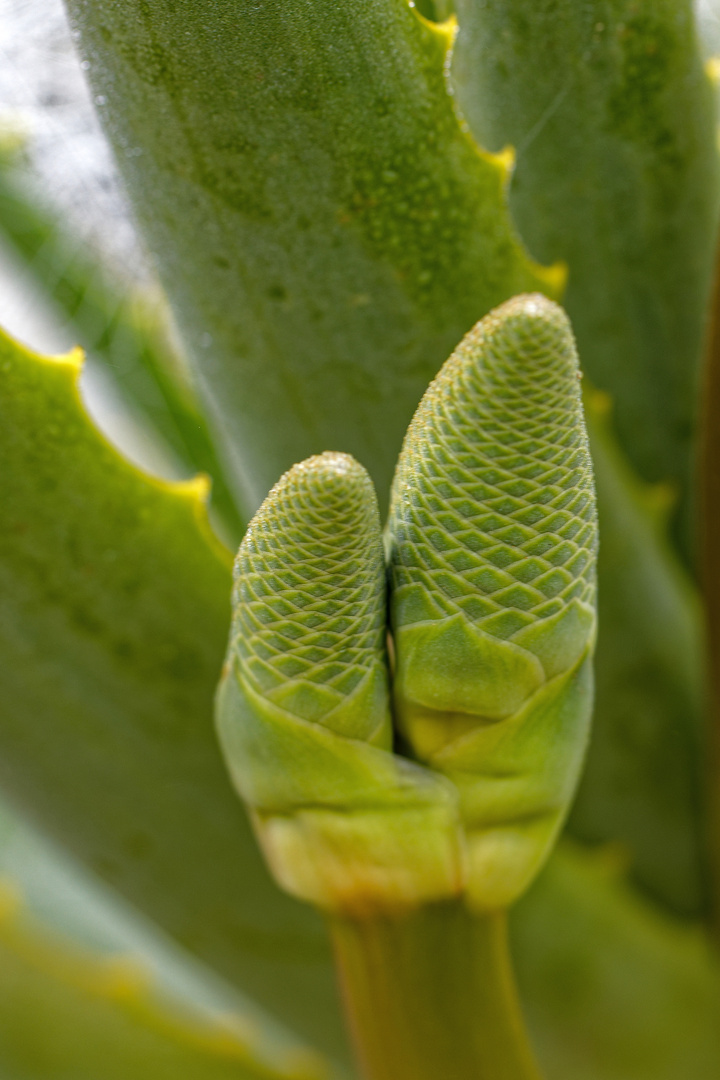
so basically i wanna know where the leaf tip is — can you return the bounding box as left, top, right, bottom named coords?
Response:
left=493, top=143, right=517, bottom=175
left=172, top=473, right=234, bottom=568
left=47, top=343, right=85, bottom=382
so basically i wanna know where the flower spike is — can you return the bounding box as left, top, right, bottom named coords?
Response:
left=387, top=294, right=598, bottom=909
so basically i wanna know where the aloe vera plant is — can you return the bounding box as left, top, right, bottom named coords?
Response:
left=2, top=0, right=720, bottom=1077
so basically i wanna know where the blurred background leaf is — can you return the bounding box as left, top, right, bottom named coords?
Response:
left=0, top=325, right=351, bottom=1064
left=451, top=0, right=720, bottom=561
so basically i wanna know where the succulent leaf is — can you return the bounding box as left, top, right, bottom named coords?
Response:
left=0, top=883, right=329, bottom=1080
left=450, top=0, right=715, bottom=916
left=513, top=843, right=720, bottom=1080
left=451, top=0, right=719, bottom=540
left=0, top=149, right=242, bottom=537
left=387, top=294, right=598, bottom=909
left=65, top=0, right=561, bottom=517
left=0, top=325, right=348, bottom=1060
left=573, top=396, right=707, bottom=915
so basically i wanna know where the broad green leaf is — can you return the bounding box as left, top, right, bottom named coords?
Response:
left=451, top=0, right=719, bottom=548
left=0, top=140, right=242, bottom=539
left=0, top=795, right=331, bottom=1069
left=0, top=325, right=349, bottom=1064
left=571, top=395, right=707, bottom=915
left=0, top=883, right=328, bottom=1080
left=64, top=0, right=561, bottom=518
left=513, top=843, right=720, bottom=1080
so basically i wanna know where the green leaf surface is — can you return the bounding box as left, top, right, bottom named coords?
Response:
left=0, top=144, right=242, bottom=539
left=451, top=0, right=719, bottom=547
left=0, top=795, right=333, bottom=1071
left=0, top=325, right=349, bottom=1064
left=414, top=0, right=456, bottom=21
left=0, top=884, right=327, bottom=1080
left=570, top=394, right=708, bottom=915
left=64, top=0, right=561, bottom=518
left=513, top=843, right=720, bottom=1080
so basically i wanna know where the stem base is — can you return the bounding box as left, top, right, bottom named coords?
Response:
left=331, top=903, right=541, bottom=1080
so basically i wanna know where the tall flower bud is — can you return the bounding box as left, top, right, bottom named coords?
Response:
left=387, top=295, right=598, bottom=909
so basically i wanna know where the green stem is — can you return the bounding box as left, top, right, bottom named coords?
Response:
left=330, top=902, right=542, bottom=1080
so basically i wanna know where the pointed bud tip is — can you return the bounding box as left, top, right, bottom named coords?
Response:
left=485, top=292, right=571, bottom=336
left=456, top=293, right=578, bottom=384
left=274, top=451, right=376, bottom=515
left=290, top=450, right=367, bottom=484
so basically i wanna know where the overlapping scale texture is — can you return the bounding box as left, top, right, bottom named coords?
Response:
left=230, top=452, right=391, bottom=744
left=217, top=452, right=463, bottom=912
left=388, top=293, right=597, bottom=724
left=387, top=294, right=598, bottom=909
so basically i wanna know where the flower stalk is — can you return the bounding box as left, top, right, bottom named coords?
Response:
left=331, top=904, right=541, bottom=1080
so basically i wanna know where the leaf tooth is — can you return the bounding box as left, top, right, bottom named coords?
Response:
left=58, top=344, right=86, bottom=374
left=409, top=5, right=458, bottom=47
left=173, top=473, right=212, bottom=503
left=405, top=2, right=568, bottom=301
left=2, top=324, right=233, bottom=566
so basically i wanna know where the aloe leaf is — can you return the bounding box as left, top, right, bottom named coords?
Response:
left=451, top=0, right=719, bottom=545
left=0, top=143, right=242, bottom=538
left=698, top=234, right=720, bottom=926
left=570, top=395, right=708, bottom=916
left=513, top=843, right=720, bottom=1080
left=63, top=0, right=562, bottom=516
left=0, top=325, right=349, bottom=1062
left=0, top=884, right=330, bottom=1080
left=0, top=795, right=333, bottom=1072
